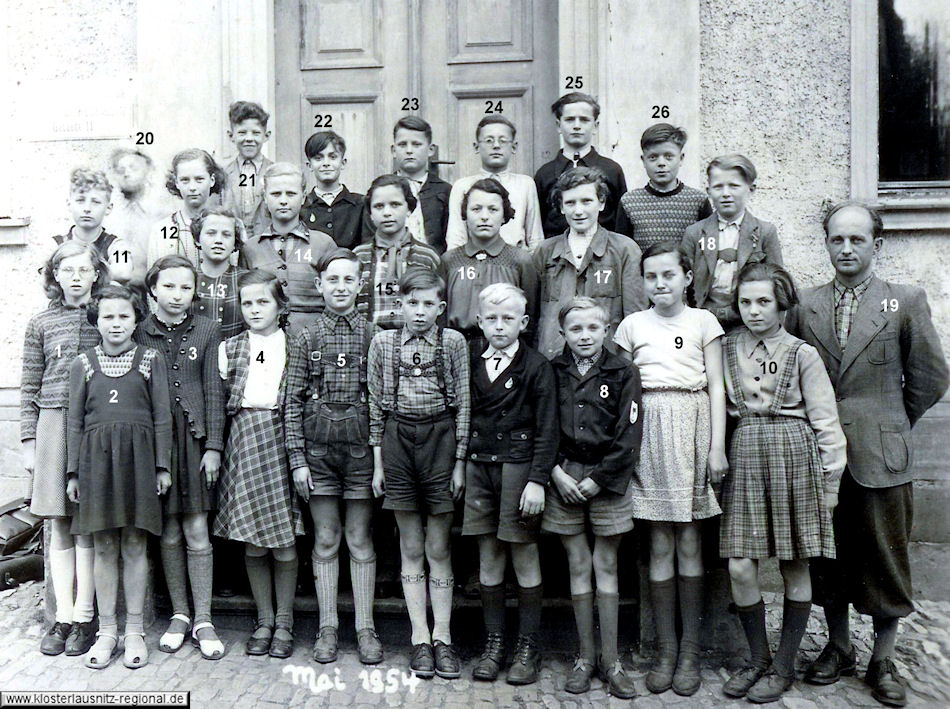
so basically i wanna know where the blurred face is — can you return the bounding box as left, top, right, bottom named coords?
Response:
left=55, top=253, right=98, bottom=303
left=97, top=298, right=137, bottom=350
left=465, top=189, right=505, bottom=243
left=737, top=280, right=782, bottom=337
left=228, top=119, right=270, bottom=160
left=707, top=167, right=753, bottom=220
left=556, top=102, right=597, bottom=150
left=175, top=158, right=215, bottom=211
left=400, top=287, right=445, bottom=335
left=392, top=128, right=432, bottom=176
left=317, top=258, right=362, bottom=314
left=561, top=308, right=607, bottom=359
left=113, top=154, right=150, bottom=194
left=475, top=123, right=516, bottom=172
left=152, top=266, right=196, bottom=319
left=477, top=297, right=528, bottom=350
left=642, top=251, right=691, bottom=313
left=560, top=182, right=604, bottom=234
left=264, top=174, right=305, bottom=225
left=198, top=215, right=237, bottom=264
left=825, top=206, right=881, bottom=284
left=67, top=188, right=112, bottom=230
left=369, top=184, right=410, bottom=237
left=240, top=283, right=280, bottom=335
left=307, top=143, right=346, bottom=187
left=641, top=141, right=683, bottom=190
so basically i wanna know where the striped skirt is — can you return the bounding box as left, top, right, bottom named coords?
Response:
left=212, top=409, right=303, bottom=548
left=720, top=415, right=835, bottom=560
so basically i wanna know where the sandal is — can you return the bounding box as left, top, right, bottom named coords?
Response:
left=191, top=621, right=225, bottom=660
left=123, top=632, right=148, bottom=669
left=84, top=631, right=118, bottom=670
left=158, top=614, right=191, bottom=653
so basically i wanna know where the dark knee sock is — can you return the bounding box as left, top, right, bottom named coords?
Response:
left=597, top=590, right=620, bottom=666
left=244, top=553, right=274, bottom=626
left=186, top=546, right=214, bottom=626
left=571, top=592, right=596, bottom=662
left=824, top=604, right=851, bottom=653
left=736, top=598, right=771, bottom=669
left=273, top=556, right=299, bottom=630
left=678, top=575, right=704, bottom=656
left=161, top=539, right=190, bottom=617
left=480, top=581, right=506, bottom=636
left=517, top=583, right=543, bottom=641
left=773, top=598, right=812, bottom=678
left=650, top=578, right=678, bottom=656
left=870, top=616, right=900, bottom=661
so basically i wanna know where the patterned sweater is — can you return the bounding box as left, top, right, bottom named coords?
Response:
left=614, top=182, right=712, bottom=250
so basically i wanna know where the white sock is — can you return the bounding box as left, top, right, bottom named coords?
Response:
left=73, top=545, right=96, bottom=623
left=49, top=547, right=76, bottom=623
left=401, top=572, right=430, bottom=645
left=429, top=576, right=453, bottom=645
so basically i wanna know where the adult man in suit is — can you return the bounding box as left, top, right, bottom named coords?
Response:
left=785, top=201, right=948, bottom=708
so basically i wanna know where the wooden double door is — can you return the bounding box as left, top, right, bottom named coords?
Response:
left=275, top=0, right=559, bottom=192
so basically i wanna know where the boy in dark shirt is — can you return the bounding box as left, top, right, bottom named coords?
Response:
left=463, top=283, right=557, bottom=685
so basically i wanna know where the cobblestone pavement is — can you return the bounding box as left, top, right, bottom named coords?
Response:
left=1, top=582, right=947, bottom=708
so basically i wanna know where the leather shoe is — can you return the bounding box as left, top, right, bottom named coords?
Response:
left=40, top=622, right=72, bottom=656
left=245, top=622, right=273, bottom=656
left=433, top=639, right=460, bottom=679
left=410, top=643, right=435, bottom=678
left=865, top=657, right=907, bottom=707
left=804, top=641, right=857, bottom=685
left=747, top=667, right=794, bottom=703
left=723, top=664, right=768, bottom=698
left=564, top=656, right=596, bottom=694
left=672, top=651, right=701, bottom=696
left=599, top=656, right=637, bottom=699
left=357, top=628, right=383, bottom=665
left=268, top=627, right=294, bottom=658
left=472, top=632, right=505, bottom=681
left=646, top=652, right=676, bottom=693
left=506, top=635, right=540, bottom=685
left=65, top=620, right=98, bottom=656
left=312, top=626, right=338, bottom=664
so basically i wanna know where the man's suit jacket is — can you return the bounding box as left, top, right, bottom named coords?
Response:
left=682, top=211, right=783, bottom=327
left=785, top=276, right=948, bottom=488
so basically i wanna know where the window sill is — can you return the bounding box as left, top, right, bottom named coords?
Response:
left=876, top=193, right=950, bottom=233
left=0, top=217, right=31, bottom=246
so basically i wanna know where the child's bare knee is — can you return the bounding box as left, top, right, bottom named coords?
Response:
left=424, top=536, right=451, bottom=566
left=315, top=525, right=343, bottom=555
left=273, top=546, right=297, bottom=563
left=728, top=558, right=756, bottom=585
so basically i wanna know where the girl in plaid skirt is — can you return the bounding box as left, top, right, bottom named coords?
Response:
left=214, top=270, right=304, bottom=659
left=720, top=263, right=846, bottom=703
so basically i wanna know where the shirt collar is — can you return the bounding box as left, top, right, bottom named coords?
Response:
left=463, top=235, right=506, bottom=257
left=324, top=308, right=361, bottom=330
left=741, top=327, right=790, bottom=359
left=553, top=226, right=609, bottom=261
left=482, top=340, right=519, bottom=360
left=401, top=324, right=439, bottom=345
left=479, top=169, right=511, bottom=181
left=571, top=348, right=603, bottom=370
left=240, top=154, right=264, bottom=172
left=261, top=221, right=311, bottom=242
left=374, top=229, right=413, bottom=251
left=717, top=210, right=745, bottom=229
left=834, top=273, right=874, bottom=298
left=560, top=145, right=594, bottom=162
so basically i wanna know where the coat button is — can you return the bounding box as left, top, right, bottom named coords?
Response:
left=172, top=365, right=179, bottom=370
left=490, top=455, right=498, bottom=462
left=471, top=453, right=477, bottom=460
left=496, top=433, right=503, bottom=440
left=180, top=349, right=185, bottom=354
left=520, top=433, right=527, bottom=439
left=174, top=381, right=181, bottom=387
left=579, top=425, right=585, bottom=430
left=175, top=396, right=181, bottom=403
left=472, top=431, right=478, bottom=437
left=326, top=222, right=332, bottom=228
left=578, top=403, right=584, bottom=408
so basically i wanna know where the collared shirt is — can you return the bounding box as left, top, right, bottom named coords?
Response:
left=833, top=273, right=873, bottom=350
left=445, top=171, right=543, bottom=252
left=567, top=230, right=596, bottom=268
left=710, top=211, right=745, bottom=303
left=368, top=325, right=470, bottom=458
left=301, top=185, right=370, bottom=249
left=483, top=340, right=519, bottom=381
left=147, top=211, right=200, bottom=268
left=402, top=174, right=429, bottom=244
left=571, top=349, right=601, bottom=377
left=533, top=226, right=646, bottom=359
left=223, top=155, right=272, bottom=239
left=724, top=328, right=847, bottom=490
left=217, top=329, right=286, bottom=409
left=195, top=266, right=247, bottom=339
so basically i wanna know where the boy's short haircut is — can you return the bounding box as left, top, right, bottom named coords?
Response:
left=475, top=115, right=517, bottom=142
left=478, top=282, right=527, bottom=314
left=304, top=130, right=346, bottom=159
left=640, top=123, right=687, bottom=151
left=398, top=266, right=445, bottom=300
left=88, top=283, right=146, bottom=326
left=393, top=115, right=433, bottom=143
left=109, top=147, right=152, bottom=170
left=315, top=247, right=360, bottom=275
left=822, top=200, right=884, bottom=242
left=367, top=174, right=418, bottom=212
left=461, top=178, right=515, bottom=224
left=706, top=153, right=757, bottom=185
left=229, top=100, right=270, bottom=127
left=551, top=92, right=601, bottom=120
left=734, top=261, right=799, bottom=313
left=43, top=241, right=110, bottom=303
left=70, top=168, right=113, bottom=196
left=558, top=296, right=608, bottom=328
left=165, top=149, right=227, bottom=198
left=190, top=205, right=246, bottom=249
left=550, top=166, right=609, bottom=209
left=145, top=254, right=198, bottom=296
left=263, top=162, right=307, bottom=191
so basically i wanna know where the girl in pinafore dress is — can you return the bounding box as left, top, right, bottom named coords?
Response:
left=21, top=242, right=107, bottom=657
left=719, top=262, right=845, bottom=704
left=65, top=284, right=172, bottom=670
left=213, top=269, right=303, bottom=659
left=614, top=241, right=728, bottom=697
left=134, top=255, right=226, bottom=660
